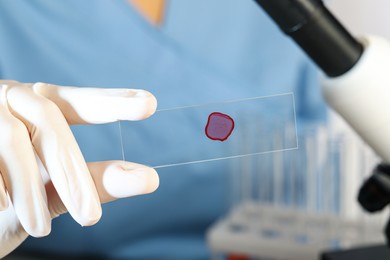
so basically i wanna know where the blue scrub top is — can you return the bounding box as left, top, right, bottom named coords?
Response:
left=0, top=0, right=326, bottom=258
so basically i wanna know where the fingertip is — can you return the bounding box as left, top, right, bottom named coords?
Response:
left=58, top=182, right=102, bottom=227
left=100, top=162, right=159, bottom=200
left=122, top=89, right=157, bottom=120
left=17, top=199, right=53, bottom=238
left=143, top=168, right=159, bottom=194
left=25, top=218, right=52, bottom=238
left=131, top=90, right=158, bottom=120
left=74, top=202, right=102, bottom=227
left=145, top=93, right=158, bottom=119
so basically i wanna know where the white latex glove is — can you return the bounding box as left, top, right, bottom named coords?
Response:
left=0, top=81, right=159, bottom=258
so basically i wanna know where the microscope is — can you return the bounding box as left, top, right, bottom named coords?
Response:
left=253, top=0, right=390, bottom=255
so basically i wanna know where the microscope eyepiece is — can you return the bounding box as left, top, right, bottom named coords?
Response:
left=253, top=0, right=363, bottom=77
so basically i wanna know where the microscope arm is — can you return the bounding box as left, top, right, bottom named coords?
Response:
left=254, top=0, right=390, bottom=163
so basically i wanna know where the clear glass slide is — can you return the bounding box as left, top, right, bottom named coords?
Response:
left=119, top=93, right=298, bottom=169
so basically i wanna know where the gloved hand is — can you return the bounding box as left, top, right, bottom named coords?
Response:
left=0, top=80, right=159, bottom=258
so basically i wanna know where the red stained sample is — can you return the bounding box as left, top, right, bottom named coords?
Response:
left=205, top=112, right=235, bottom=142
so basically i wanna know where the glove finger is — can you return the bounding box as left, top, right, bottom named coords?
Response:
left=0, top=172, right=8, bottom=210
left=33, top=82, right=157, bottom=125
left=0, top=97, right=51, bottom=237
left=88, top=161, right=159, bottom=203
left=48, top=161, right=159, bottom=218
left=6, top=85, right=102, bottom=227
